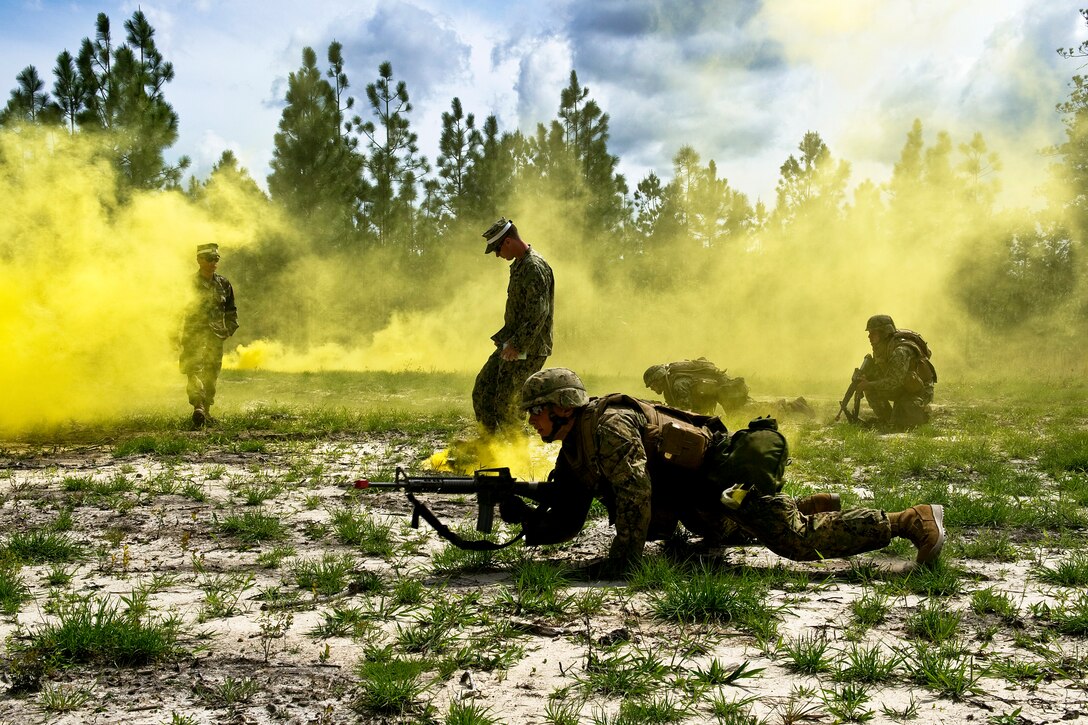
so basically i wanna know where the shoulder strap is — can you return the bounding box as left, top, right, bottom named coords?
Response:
left=406, top=494, right=525, bottom=551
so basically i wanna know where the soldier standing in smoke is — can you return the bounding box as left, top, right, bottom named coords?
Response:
left=472, top=218, right=555, bottom=434
left=178, top=243, right=238, bottom=428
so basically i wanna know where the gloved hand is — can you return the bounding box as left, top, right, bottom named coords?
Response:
left=498, top=494, right=533, bottom=525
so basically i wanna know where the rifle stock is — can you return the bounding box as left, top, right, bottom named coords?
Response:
left=354, top=466, right=542, bottom=534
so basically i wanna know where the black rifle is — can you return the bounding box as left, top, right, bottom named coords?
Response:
left=835, top=355, right=873, bottom=424
left=354, top=466, right=543, bottom=550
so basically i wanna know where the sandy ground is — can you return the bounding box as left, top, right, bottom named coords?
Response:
left=0, top=433, right=1085, bottom=724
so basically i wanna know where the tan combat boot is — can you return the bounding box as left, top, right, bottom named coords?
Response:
left=892, top=504, right=945, bottom=564
left=796, top=493, right=841, bottom=516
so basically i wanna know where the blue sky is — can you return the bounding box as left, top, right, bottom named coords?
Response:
left=1, top=0, right=1084, bottom=205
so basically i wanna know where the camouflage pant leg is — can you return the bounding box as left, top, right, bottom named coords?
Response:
left=730, top=494, right=892, bottom=561
left=181, top=335, right=224, bottom=409
left=863, top=390, right=894, bottom=422
left=865, top=389, right=932, bottom=430
left=471, top=351, right=547, bottom=432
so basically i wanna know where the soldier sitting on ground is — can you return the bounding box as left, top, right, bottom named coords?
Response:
left=500, top=368, right=946, bottom=576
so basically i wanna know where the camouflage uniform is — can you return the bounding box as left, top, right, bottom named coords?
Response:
left=863, top=336, right=934, bottom=430
left=472, top=247, right=554, bottom=432
left=179, top=271, right=238, bottom=413
left=513, top=396, right=893, bottom=569
left=645, top=360, right=750, bottom=415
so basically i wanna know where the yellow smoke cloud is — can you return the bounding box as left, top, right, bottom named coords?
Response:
left=0, top=128, right=279, bottom=433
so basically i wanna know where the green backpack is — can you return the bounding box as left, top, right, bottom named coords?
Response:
left=707, top=416, right=790, bottom=499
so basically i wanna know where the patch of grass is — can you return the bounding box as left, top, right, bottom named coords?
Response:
left=1033, top=552, right=1088, bottom=586
left=880, top=559, right=962, bottom=597
left=0, top=564, right=30, bottom=614
left=954, top=529, right=1018, bottom=562
left=198, top=572, right=255, bottom=621
left=291, top=553, right=356, bottom=595
left=834, top=643, right=901, bottom=684
left=113, top=434, right=193, bottom=457
left=649, top=564, right=779, bottom=637
left=780, top=632, right=832, bottom=675
left=497, top=559, right=573, bottom=616
left=1039, top=430, right=1088, bottom=473
left=1041, top=591, right=1088, bottom=636
left=612, top=693, right=694, bottom=723
left=353, top=657, right=432, bottom=717
left=309, top=606, right=371, bottom=639
left=193, top=675, right=260, bottom=707
left=17, top=595, right=184, bottom=667
left=37, top=681, right=94, bottom=712
left=709, top=693, right=762, bottom=725
left=906, top=599, right=962, bottom=643
left=576, top=649, right=670, bottom=699
left=849, top=588, right=889, bottom=630
left=444, top=701, right=501, bottom=725
left=217, top=508, right=287, bottom=543
left=821, top=682, right=874, bottom=723
left=971, top=587, right=1020, bottom=623
left=235, top=482, right=283, bottom=505
left=330, top=507, right=394, bottom=556
left=902, top=642, right=981, bottom=700
left=256, top=544, right=296, bottom=569
left=4, top=529, right=83, bottom=564
left=692, top=658, right=764, bottom=686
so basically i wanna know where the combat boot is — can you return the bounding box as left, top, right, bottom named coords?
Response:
left=191, top=406, right=206, bottom=428
left=796, top=493, right=841, bottom=516
left=891, top=505, right=945, bottom=564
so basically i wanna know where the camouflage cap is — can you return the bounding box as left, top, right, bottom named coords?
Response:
left=643, top=365, right=668, bottom=388
left=521, top=368, right=589, bottom=410
left=197, top=243, right=220, bottom=261
left=865, top=314, right=895, bottom=332
left=482, top=217, right=512, bottom=254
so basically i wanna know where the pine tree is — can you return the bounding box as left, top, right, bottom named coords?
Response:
left=435, top=97, right=483, bottom=223
left=0, top=65, right=60, bottom=125
left=52, top=51, right=85, bottom=133
left=72, top=10, right=188, bottom=189
left=268, top=45, right=364, bottom=252
left=359, top=61, right=429, bottom=250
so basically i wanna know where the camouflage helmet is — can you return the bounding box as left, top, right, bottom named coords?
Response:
left=643, top=364, right=668, bottom=388
left=521, top=368, right=589, bottom=410
left=865, top=314, right=896, bottom=335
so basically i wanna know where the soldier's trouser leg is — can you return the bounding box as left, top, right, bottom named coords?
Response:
left=891, top=397, right=929, bottom=430
left=186, top=374, right=207, bottom=409
left=202, top=352, right=223, bottom=409
left=472, top=350, right=504, bottom=431
left=730, top=494, right=892, bottom=561
left=472, top=352, right=546, bottom=433
left=863, top=391, right=893, bottom=423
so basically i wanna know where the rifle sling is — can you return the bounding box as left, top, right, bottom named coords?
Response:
left=405, top=493, right=525, bottom=551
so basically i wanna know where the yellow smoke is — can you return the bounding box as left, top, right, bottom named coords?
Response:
left=0, top=127, right=281, bottom=433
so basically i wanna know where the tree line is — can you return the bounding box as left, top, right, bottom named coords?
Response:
left=3, top=8, right=1088, bottom=347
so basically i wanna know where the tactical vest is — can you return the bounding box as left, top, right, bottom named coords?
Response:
left=564, top=395, right=726, bottom=482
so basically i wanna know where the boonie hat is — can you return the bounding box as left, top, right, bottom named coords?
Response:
left=197, top=243, right=220, bottom=261
left=482, top=217, right=512, bottom=254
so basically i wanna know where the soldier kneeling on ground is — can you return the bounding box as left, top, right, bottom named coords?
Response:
left=854, top=315, right=937, bottom=431
left=501, top=367, right=946, bottom=577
